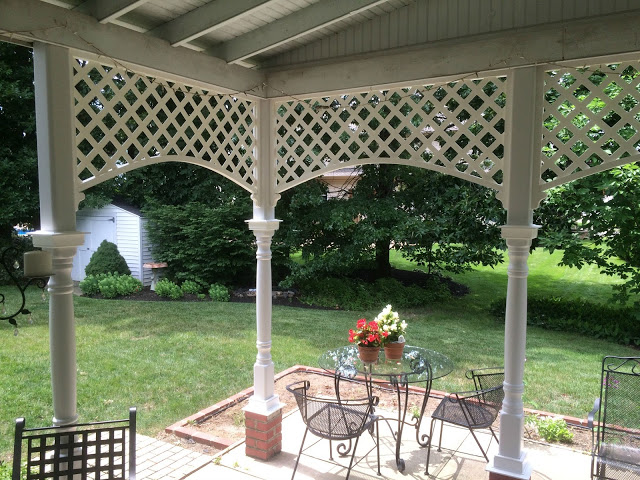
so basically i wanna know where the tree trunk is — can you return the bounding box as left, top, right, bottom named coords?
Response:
left=375, top=238, right=391, bottom=277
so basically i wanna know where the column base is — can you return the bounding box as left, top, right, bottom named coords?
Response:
left=244, top=404, right=283, bottom=460
left=487, top=452, right=532, bottom=480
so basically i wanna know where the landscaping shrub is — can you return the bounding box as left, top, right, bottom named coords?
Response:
left=79, top=274, right=102, bottom=296
left=296, top=275, right=451, bottom=311
left=84, top=240, right=131, bottom=276
left=525, top=415, right=573, bottom=443
left=79, top=273, right=142, bottom=298
left=489, top=296, right=640, bottom=346
left=155, top=278, right=183, bottom=300
left=208, top=283, right=230, bottom=302
left=181, top=280, right=202, bottom=295
left=144, top=202, right=255, bottom=286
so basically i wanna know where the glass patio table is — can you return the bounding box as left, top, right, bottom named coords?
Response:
left=318, top=345, right=454, bottom=472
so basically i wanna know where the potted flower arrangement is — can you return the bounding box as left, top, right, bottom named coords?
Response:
left=348, top=318, right=387, bottom=363
left=374, top=304, right=407, bottom=360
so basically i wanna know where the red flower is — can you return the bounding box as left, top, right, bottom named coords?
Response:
left=349, top=318, right=383, bottom=347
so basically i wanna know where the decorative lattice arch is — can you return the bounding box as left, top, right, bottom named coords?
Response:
left=73, top=59, right=258, bottom=194
left=274, top=76, right=508, bottom=194
left=540, top=61, right=640, bottom=190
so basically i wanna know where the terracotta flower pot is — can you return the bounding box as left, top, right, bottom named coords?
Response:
left=384, top=341, right=405, bottom=361
left=358, top=345, right=381, bottom=363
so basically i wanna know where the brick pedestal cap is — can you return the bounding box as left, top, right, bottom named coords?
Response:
left=489, top=472, right=531, bottom=480
left=244, top=408, right=283, bottom=460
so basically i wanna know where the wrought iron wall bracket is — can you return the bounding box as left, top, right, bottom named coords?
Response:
left=1, top=247, right=51, bottom=333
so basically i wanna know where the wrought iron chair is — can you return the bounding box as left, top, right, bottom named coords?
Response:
left=588, top=356, right=640, bottom=480
left=13, top=407, right=136, bottom=480
left=425, top=367, right=504, bottom=475
left=287, top=380, right=380, bottom=480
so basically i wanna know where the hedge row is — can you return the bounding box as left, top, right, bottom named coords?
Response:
left=489, top=296, right=640, bottom=346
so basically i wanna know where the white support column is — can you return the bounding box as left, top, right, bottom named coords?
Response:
left=246, top=219, right=281, bottom=409
left=244, top=98, right=283, bottom=460
left=32, top=43, right=85, bottom=427
left=489, top=65, right=544, bottom=480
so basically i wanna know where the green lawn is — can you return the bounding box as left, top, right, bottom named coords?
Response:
left=0, top=249, right=637, bottom=460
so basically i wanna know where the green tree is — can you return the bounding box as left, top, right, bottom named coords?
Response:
left=278, top=165, right=505, bottom=282
left=144, top=201, right=256, bottom=287
left=0, top=43, right=38, bottom=244
left=536, top=163, right=640, bottom=306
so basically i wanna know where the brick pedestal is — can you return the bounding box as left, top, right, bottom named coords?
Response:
left=245, top=408, right=282, bottom=460
left=489, top=472, right=531, bottom=480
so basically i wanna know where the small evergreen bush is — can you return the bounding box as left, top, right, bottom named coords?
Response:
left=85, top=240, right=131, bottom=276
left=155, top=278, right=183, bottom=300
left=489, top=296, right=640, bottom=346
left=209, top=283, right=230, bottom=302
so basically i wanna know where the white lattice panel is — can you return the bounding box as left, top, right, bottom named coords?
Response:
left=274, top=77, right=508, bottom=193
left=73, top=59, right=257, bottom=193
left=541, top=62, right=640, bottom=189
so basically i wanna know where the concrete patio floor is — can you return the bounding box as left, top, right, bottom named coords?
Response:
left=167, top=407, right=592, bottom=480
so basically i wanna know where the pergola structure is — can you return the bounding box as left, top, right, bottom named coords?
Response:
left=2, top=1, right=640, bottom=478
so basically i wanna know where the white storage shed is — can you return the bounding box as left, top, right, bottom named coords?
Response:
left=71, top=203, right=154, bottom=287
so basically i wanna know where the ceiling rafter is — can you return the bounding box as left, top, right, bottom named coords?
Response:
left=212, top=0, right=389, bottom=64
left=149, top=0, right=276, bottom=47
left=1, top=0, right=264, bottom=96
left=73, top=0, right=150, bottom=24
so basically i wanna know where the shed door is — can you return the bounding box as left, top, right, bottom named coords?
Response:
left=72, top=216, right=116, bottom=281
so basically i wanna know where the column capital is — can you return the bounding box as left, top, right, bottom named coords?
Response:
left=246, top=219, right=281, bottom=233
left=31, top=231, right=86, bottom=248
left=500, top=225, right=540, bottom=241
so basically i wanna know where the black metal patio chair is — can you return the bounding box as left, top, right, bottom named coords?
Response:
left=588, top=356, right=640, bottom=480
left=13, top=407, right=137, bottom=480
left=287, top=380, right=380, bottom=480
left=425, top=367, right=504, bottom=475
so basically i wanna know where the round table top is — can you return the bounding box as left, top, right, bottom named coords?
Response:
left=318, top=345, right=453, bottom=383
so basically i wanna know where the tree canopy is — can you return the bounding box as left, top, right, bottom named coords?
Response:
left=536, top=162, right=640, bottom=306
left=0, top=43, right=38, bottom=243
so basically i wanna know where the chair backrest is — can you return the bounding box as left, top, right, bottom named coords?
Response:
left=13, top=407, right=136, bottom=480
left=458, top=385, right=504, bottom=427
left=596, top=356, right=640, bottom=449
left=286, top=380, right=377, bottom=440
left=466, top=366, right=504, bottom=392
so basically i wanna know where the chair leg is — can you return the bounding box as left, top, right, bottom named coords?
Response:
left=291, top=426, right=309, bottom=480
left=468, top=428, right=490, bottom=462
left=437, top=419, right=444, bottom=452
left=376, top=420, right=381, bottom=476
left=425, top=416, right=437, bottom=476
left=489, top=426, right=499, bottom=444
left=345, top=435, right=361, bottom=480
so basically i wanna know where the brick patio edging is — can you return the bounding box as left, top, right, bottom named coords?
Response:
left=165, top=364, right=590, bottom=451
